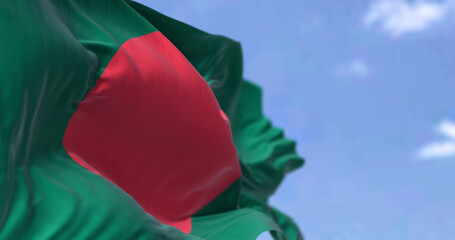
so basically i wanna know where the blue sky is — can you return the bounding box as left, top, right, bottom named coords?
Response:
left=137, top=1, right=455, bottom=239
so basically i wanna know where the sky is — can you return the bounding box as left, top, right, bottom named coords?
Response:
left=137, top=1, right=455, bottom=239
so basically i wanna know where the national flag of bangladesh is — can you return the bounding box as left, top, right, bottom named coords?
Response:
left=0, top=1, right=304, bottom=239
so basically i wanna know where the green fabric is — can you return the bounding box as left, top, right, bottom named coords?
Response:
left=1, top=0, right=304, bottom=239
left=233, top=82, right=305, bottom=240
left=233, top=81, right=304, bottom=201
left=191, top=208, right=286, bottom=240
left=0, top=1, right=191, bottom=239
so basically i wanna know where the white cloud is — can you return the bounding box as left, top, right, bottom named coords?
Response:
left=418, top=141, right=455, bottom=159
left=437, top=120, right=455, bottom=139
left=334, top=59, right=370, bottom=78
left=417, top=120, right=455, bottom=160
left=364, top=0, right=454, bottom=37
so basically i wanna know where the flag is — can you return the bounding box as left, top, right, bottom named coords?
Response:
left=0, top=1, right=304, bottom=239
